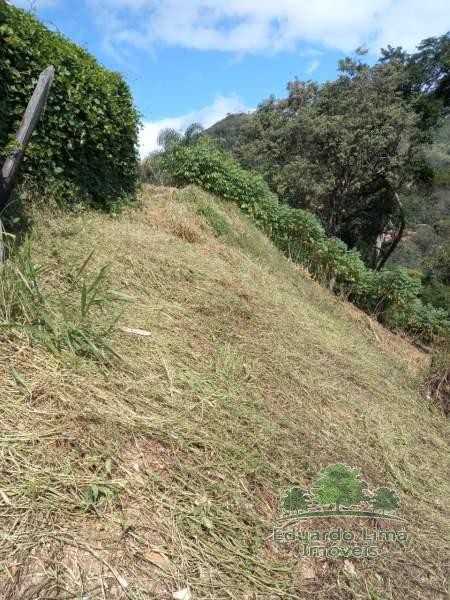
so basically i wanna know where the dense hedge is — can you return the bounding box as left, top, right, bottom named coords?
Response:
left=0, top=3, right=139, bottom=209
left=162, top=141, right=450, bottom=340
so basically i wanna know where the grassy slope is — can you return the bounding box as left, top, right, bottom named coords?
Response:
left=0, top=185, right=449, bottom=599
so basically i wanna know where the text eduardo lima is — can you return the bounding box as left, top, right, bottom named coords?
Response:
left=272, top=464, right=409, bottom=559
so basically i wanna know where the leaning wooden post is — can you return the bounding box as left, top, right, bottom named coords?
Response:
left=0, top=66, right=55, bottom=260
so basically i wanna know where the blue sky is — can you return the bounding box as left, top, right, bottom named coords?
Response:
left=11, top=0, right=450, bottom=156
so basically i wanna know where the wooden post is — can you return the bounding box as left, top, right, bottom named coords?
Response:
left=0, top=66, right=55, bottom=211
left=0, top=66, right=55, bottom=262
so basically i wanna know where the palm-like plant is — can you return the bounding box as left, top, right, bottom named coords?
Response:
left=183, top=122, right=204, bottom=145
left=157, top=128, right=183, bottom=153
left=157, top=122, right=204, bottom=153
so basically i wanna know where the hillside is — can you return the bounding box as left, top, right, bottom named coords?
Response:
left=205, top=113, right=252, bottom=150
left=1, top=185, right=449, bottom=599
left=207, top=111, right=450, bottom=315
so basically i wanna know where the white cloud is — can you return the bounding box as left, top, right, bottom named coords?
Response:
left=139, top=94, right=250, bottom=158
left=87, top=0, right=450, bottom=56
left=306, top=60, right=320, bottom=75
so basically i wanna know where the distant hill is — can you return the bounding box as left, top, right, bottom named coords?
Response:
left=205, top=112, right=252, bottom=149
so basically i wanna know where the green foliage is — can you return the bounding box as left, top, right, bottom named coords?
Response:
left=235, top=60, right=422, bottom=255
left=356, top=268, right=422, bottom=313
left=205, top=112, right=253, bottom=150
left=140, top=152, right=169, bottom=186
left=281, top=487, right=311, bottom=513
left=0, top=3, right=139, bottom=210
left=160, top=138, right=449, bottom=339
left=421, top=276, right=450, bottom=315
left=0, top=239, right=130, bottom=363
left=372, top=488, right=400, bottom=513
left=84, top=483, right=114, bottom=511
left=162, top=140, right=280, bottom=233
left=312, top=464, right=368, bottom=512
left=393, top=300, right=450, bottom=341
left=390, top=188, right=450, bottom=318
left=381, top=32, right=450, bottom=128
left=233, top=35, right=449, bottom=272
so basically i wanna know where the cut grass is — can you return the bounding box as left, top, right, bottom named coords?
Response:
left=0, top=184, right=448, bottom=599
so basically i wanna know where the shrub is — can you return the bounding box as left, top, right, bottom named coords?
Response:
left=0, top=3, right=139, bottom=210
left=355, top=268, right=422, bottom=314
left=163, top=141, right=280, bottom=233
left=160, top=139, right=449, bottom=340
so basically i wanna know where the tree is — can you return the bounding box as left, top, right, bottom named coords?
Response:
left=372, top=487, right=400, bottom=514
left=183, top=122, right=204, bottom=145
left=312, top=464, right=368, bottom=513
left=156, top=122, right=204, bottom=154
left=281, top=487, right=311, bottom=514
left=236, top=58, right=422, bottom=262
left=157, top=128, right=183, bottom=153
left=381, top=32, right=450, bottom=130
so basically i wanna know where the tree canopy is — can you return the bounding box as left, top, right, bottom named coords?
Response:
left=235, top=35, right=449, bottom=264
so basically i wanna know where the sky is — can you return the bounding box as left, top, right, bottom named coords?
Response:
left=10, top=0, right=450, bottom=157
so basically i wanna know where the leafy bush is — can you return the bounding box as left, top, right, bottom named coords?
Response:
left=163, top=141, right=280, bottom=232
left=160, top=139, right=449, bottom=340
left=355, top=268, right=422, bottom=314
left=0, top=3, right=139, bottom=210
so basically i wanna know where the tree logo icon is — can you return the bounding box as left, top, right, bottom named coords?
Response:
left=281, top=487, right=312, bottom=514
left=277, top=464, right=405, bottom=523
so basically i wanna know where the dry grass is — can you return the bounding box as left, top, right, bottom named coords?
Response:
left=0, top=184, right=448, bottom=599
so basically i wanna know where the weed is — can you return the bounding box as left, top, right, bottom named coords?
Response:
left=0, top=238, right=131, bottom=363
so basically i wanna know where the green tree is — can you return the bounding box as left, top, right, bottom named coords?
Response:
left=156, top=122, right=204, bottom=153
left=281, top=487, right=311, bottom=514
left=312, top=464, right=368, bottom=513
left=372, top=487, right=400, bottom=514
left=236, top=58, right=422, bottom=261
left=380, top=32, right=450, bottom=130
left=183, top=122, right=204, bottom=145
left=157, top=128, right=183, bottom=153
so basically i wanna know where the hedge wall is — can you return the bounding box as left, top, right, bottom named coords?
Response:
left=0, top=3, right=140, bottom=209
